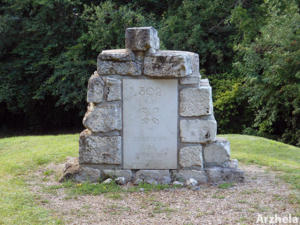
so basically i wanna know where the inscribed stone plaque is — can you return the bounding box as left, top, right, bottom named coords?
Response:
left=123, top=79, right=178, bottom=169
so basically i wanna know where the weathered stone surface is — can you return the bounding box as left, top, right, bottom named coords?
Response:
left=144, top=50, right=199, bottom=77
left=179, top=146, right=203, bottom=168
left=87, top=71, right=104, bottom=103
left=97, top=60, right=142, bottom=76
left=75, top=166, right=101, bottom=183
left=223, top=159, right=239, bottom=169
left=59, top=157, right=80, bottom=182
left=97, top=49, right=141, bottom=76
left=79, top=130, right=121, bottom=164
left=123, top=79, right=178, bottom=169
left=172, top=170, right=207, bottom=184
left=204, top=138, right=231, bottom=167
left=98, top=49, right=135, bottom=61
left=180, top=86, right=212, bottom=116
left=180, top=119, right=217, bottom=143
left=180, top=74, right=201, bottom=85
left=125, top=27, right=159, bottom=52
left=83, top=103, right=121, bottom=133
left=134, top=170, right=171, bottom=185
left=199, top=78, right=210, bottom=86
left=206, top=167, right=244, bottom=183
left=115, top=177, right=126, bottom=185
left=102, top=169, right=132, bottom=182
left=103, top=77, right=122, bottom=101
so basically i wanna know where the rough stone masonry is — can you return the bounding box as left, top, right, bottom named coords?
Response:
left=62, top=27, right=244, bottom=185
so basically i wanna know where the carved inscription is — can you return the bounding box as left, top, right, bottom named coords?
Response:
left=123, top=79, right=178, bottom=169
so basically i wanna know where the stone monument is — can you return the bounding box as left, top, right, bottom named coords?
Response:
left=68, top=27, right=244, bottom=185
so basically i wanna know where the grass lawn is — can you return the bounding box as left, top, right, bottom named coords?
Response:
left=0, top=134, right=299, bottom=224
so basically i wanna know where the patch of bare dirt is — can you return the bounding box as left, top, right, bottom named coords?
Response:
left=28, top=164, right=299, bottom=225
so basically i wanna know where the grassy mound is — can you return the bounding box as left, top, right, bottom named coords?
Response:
left=0, top=134, right=299, bottom=224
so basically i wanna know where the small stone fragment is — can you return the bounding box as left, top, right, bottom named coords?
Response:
left=102, top=169, right=132, bottom=182
left=191, top=186, right=201, bottom=191
left=180, top=86, right=213, bottom=116
left=186, top=178, right=198, bottom=186
left=173, top=181, right=184, bottom=186
left=87, top=71, right=104, bottom=103
left=103, top=178, right=113, bottom=184
left=115, top=177, right=126, bottom=185
left=125, top=27, right=160, bottom=52
left=179, top=146, right=203, bottom=168
left=59, top=157, right=80, bottom=182
left=180, top=119, right=217, bottom=143
left=204, top=138, right=231, bottom=167
left=83, top=103, right=121, bottom=133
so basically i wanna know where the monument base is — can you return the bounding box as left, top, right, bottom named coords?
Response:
left=60, top=158, right=244, bottom=185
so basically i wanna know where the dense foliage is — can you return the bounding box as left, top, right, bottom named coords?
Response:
left=0, top=0, right=299, bottom=145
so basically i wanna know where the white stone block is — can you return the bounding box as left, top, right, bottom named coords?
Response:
left=180, top=86, right=212, bottom=116
left=83, top=102, right=121, bottom=133
left=79, top=131, right=121, bottom=164
left=123, top=79, right=178, bottom=169
left=180, top=119, right=217, bottom=143
left=204, top=138, right=231, bottom=167
left=179, top=146, right=203, bottom=168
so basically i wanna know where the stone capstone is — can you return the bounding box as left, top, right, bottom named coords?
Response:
left=204, top=138, right=231, bottom=167
left=179, top=146, right=203, bottom=168
left=180, top=86, right=212, bottom=116
left=134, top=170, right=171, bottom=185
left=82, top=102, right=121, bottom=133
left=87, top=71, right=104, bottom=103
left=79, top=130, right=121, bottom=164
left=103, top=77, right=122, bottom=101
left=97, top=49, right=141, bottom=76
left=172, top=170, right=208, bottom=184
left=206, top=167, right=244, bottom=184
left=180, top=119, right=217, bottom=143
left=125, top=27, right=160, bottom=52
left=102, top=169, right=132, bottom=182
left=144, top=51, right=199, bottom=77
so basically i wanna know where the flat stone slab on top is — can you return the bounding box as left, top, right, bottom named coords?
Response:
left=123, top=79, right=178, bottom=169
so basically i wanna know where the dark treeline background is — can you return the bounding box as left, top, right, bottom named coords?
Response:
left=0, top=0, right=299, bottom=146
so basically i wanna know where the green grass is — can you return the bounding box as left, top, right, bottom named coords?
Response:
left=0, top=134, right=78, bottom=225
left=0, top=134, right=299, bottom=224
left=221, top=134, right=300, bottom=190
